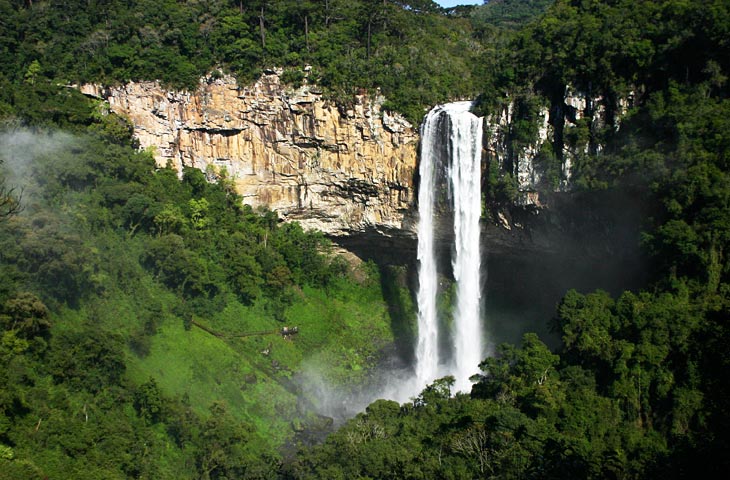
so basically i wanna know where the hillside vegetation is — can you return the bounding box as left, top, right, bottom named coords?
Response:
left=0, top=83, right=417, bottom=477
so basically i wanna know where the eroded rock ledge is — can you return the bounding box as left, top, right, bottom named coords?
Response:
left=81, top=71, right=418, bottom=237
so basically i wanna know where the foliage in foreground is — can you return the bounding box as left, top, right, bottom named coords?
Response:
left=0, top=83, right=408, bottom=478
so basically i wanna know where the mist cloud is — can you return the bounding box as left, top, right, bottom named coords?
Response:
left=0, top=128, right=77, bottom=206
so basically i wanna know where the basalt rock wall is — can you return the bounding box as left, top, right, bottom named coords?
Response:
left=81, top=71, right=418, bottom=237
left=80, top=76, right=641, bottom=267
left=483, top=86, right=632, bottom=207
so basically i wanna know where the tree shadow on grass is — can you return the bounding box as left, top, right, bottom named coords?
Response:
left=378, top=264, right=417, bottom=366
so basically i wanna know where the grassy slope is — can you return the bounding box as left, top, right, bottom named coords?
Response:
left=60, top=260, right=399, bottom=448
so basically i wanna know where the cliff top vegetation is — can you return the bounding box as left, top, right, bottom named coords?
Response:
left=0, top=0, right=500, bottom=123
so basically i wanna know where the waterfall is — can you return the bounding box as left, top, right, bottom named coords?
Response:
left=447, top=103, right=483, bottom=392
left=415, top=101, right=483, bottom=393
left=415, top=107, right=442, bottom=387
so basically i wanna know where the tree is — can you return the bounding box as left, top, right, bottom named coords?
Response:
left=472, top=334, right=562, bottom=420
left=0, top=158, right=21, bottom=220
left=23, top=60, right=41, bottom=85
left=153, top=204, right=186, bottom=235
left=142, top=234, right=213, bottom=296
left=195, top=401, right=257, bottom=480
left=0, top=292, right=51, bottom=339
left=188, top=197, right=210, bottom=230
left=134, top=377, right=163, bottom=424
left=0, top=183, right=20, bottom=220
left=48, top=330, right=126, bottom=393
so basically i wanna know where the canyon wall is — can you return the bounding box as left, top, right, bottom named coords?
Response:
left=81, top=71, right=418, bottom=237
left=79, top=75, right=637, bottom=263
left=483, top=87, right=630, bottom=207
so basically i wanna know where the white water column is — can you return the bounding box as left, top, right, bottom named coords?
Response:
left=446, top=102, right=483, bottom=393
left=414, top=106, right=442, bottom=388
left=415, top=101, right=483, bottom=394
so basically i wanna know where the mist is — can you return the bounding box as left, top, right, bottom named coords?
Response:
left=0, top=131, right=650, bottom=431
left=0, top=127, right=77, bottom=206
left=294, top=352, right=437, bottom=428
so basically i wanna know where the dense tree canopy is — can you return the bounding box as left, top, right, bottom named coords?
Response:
left=0, top=77, right=410, bottom=477
left=0, top=0, right=490, bottom=123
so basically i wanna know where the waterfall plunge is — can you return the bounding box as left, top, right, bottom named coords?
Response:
left=448, top=103, right=484, bottom=392
left=415, top=106, right=442, bottom=388
left=416, top=101, right=483, bottom=393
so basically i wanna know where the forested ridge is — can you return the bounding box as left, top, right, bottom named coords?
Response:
left=1, top=0, right=730, bottom=479
left=0, top=0, right=488, bottom=123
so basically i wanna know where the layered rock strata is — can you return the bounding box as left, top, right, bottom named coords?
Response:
left=81, top=72, right=418, bottom=236
left=483, top=86, right=630, bottom=206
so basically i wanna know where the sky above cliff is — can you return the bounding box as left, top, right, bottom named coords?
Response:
left=435, top=0, right=483, bottom=7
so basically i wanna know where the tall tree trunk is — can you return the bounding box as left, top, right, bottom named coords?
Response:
left=367, top=19, right=372, bottom=59
left=259, top=6, right=266, bottom=50
left=305, top=15, right=309, bottom=51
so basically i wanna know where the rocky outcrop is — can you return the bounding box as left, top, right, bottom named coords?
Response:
left=80, top=71, right=418, bottom=237
left=483, top=86, right=631, bottom=207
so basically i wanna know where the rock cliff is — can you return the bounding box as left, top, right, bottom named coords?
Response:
left=81, top=71, right=418, bottom=237
left=483, top=86, right=630, bottom=207
left=79, top=75, right=638, bottom=266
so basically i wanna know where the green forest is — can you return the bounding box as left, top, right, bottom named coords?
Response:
left=2, top=0, right=730, bottom=478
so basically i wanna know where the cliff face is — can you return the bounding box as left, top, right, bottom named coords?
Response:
left=81, top=72, right=418, bottom=237
left=79, top=75, right=638, bottom=266
left=484, top=86, right=630, bottom=207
